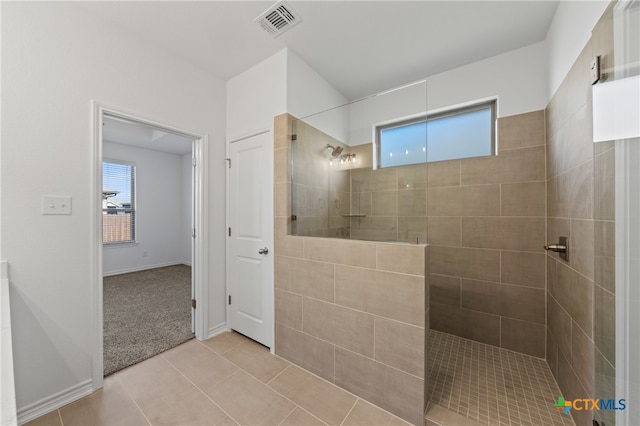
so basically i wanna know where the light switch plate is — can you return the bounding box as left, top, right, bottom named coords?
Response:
left=42, top=196, right=72, bottom=215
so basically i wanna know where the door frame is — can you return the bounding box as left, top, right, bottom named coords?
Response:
left=225, top=129, right=274, bottom=349
left=615, top=1, right=639, bottom=424
left=91, top=102, right=209, bottom=387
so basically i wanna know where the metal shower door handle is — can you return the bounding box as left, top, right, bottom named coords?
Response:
left=258, top=247, right=269, bottom=255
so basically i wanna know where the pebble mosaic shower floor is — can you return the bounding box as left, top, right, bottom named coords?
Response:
left=428, top=330, right=576, bottom=426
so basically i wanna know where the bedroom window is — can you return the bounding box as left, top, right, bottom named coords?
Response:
left=376, top=99, right=496, bottom=168
left=102, top=160, right=136, bottom=244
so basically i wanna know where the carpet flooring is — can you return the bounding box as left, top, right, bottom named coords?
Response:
left=103, top=264, right=194, bottom=376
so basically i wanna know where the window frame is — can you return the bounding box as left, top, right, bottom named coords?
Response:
left=102, top=159, right=137, bottom=245
left=374, top=99, right=497, bottom=168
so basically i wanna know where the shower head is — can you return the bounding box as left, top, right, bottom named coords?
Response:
left=326, top=144, right=344, bottom=157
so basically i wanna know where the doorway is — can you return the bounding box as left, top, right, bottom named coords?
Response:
left=92, top=104, right=209, bottom=385
left=102, top=114, right=194, bottom=375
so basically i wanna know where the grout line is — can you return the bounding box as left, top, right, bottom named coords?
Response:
left=197, top=336, right=334, bottom=425
left=267, top=364, right=291, bottom=386
left=108, top=364, right=167, bottom=426
left=333, top=344, right=337, bottom=384
left=279, top=290, right=425, bottom=329
left=339, top=398, right=360, bottom=426
left=333, top=263, right=336, bottom=306
left=498, top=311, right=502, bottom=348
left=301, top=295, right=305, bottom=333
left=162, top=352, right=239, bottom=423
left=130, top=397, right=152, bottom=425
left=277, top=406, right=298, bottom=426
left=270, top=347, right=404, bottom=423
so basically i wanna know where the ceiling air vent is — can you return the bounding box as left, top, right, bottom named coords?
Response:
left=254, top=1, right=302, bottom=38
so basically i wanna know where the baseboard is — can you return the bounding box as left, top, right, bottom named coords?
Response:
left=207, top=322, right=229, bottom=340
left=17, top=379, right=93, bottom=425
left=103, top=261, right=189, bottom=277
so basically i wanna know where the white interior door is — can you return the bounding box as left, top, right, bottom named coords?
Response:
left=228, top=131, right=273, bottom=347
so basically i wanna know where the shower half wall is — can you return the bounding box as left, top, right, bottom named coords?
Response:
left=289, top=108, right=547, bottom=358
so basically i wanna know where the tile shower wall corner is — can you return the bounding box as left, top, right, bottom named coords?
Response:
left=273, top=114, right=430, bottom=425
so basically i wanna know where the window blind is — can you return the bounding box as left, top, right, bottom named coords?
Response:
left=102, top=161, right=136, bottom=244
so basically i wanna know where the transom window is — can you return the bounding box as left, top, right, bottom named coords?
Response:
left=376, top=100, right=496, bottom=168
left=102, top=160, right=136, bottom=244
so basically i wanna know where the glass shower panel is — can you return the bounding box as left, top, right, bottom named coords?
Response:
left=290, top=116, right=341, bottom=237
left=291, top=102, right=353, bottom=238
left=290, top=80, right=428, bottom=242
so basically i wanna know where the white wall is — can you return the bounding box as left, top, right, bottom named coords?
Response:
left=102, top=142, right=190, bottom=275
left=286, top=51, right=350, bottom=143
left=226, top=49, right=287, bottom=142
left=546, top=0, right=609, bottom=100
left=347, top=41, right=548, bottom=147
left=426, top=41, right=548, bottom=117
left=1, top=2, right=226, bottom=416
left=348, top=80, right=428, bottom=146
left=225, top=48, right=349, bottom=142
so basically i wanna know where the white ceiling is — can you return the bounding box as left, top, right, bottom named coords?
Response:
left=77, top=1, right=560, bottom=101
left=87, top=1, right=559, bottom=154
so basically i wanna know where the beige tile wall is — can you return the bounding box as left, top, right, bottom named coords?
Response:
left=545, top=4, right=615, bottom=426
left=274, top=114, right=430, bottom=425
left=428, top=109, right=547, bottom=358
left=350, top=164, right=428, bottom=242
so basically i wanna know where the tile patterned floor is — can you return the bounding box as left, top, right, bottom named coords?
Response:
left=428, top=330, right=575, bottom=426
left=24, top=331, right=410, bottom=426
left=25, top=329, right=579, bottom=426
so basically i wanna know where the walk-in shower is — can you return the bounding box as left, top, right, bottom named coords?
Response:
left=281, top=4, right=630, bottom=425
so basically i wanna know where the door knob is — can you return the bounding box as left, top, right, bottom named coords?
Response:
left=258, top=247, right=269, bottom=255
